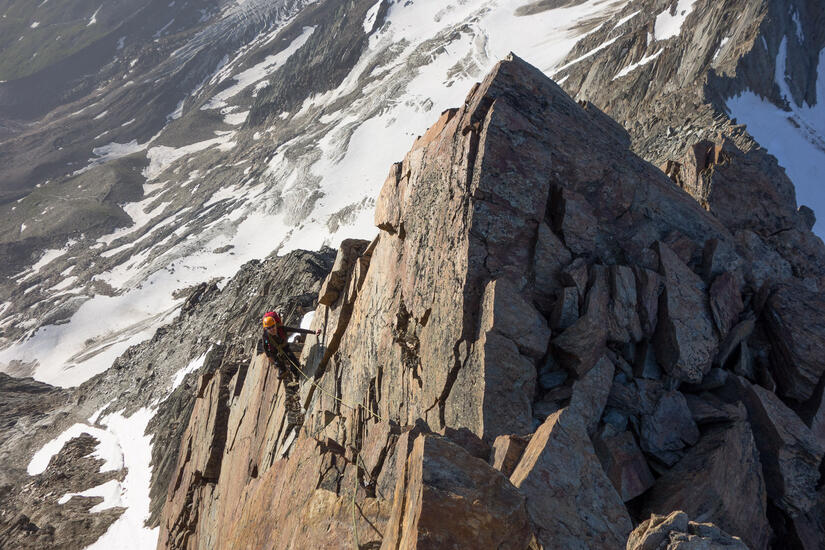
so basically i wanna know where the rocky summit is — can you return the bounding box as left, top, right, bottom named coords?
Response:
left=148, top=55, right=825, bottom=549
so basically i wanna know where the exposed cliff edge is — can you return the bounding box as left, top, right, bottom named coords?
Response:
left=157, top=55, right=825, bottom=549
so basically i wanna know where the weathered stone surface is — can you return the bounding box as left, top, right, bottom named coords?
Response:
left=569, top=355, right=614, bottom=434
left=593, top=429, right=654, bottom=502
left=550, top=285, right=579, bottom=331
left=511, top=408, right=632, bottom=549
left=533, top=221, right=572, bottom=314
left=708, top=272, right=742, bottom=339
left=764, top=281, right=825, bottom=402
left=490, top=434, right=530, bottom=478
left=634, top=266, right=663, bottom=338
left=731, top=377, right=825, bottom=516
left=628, top=511, right=749, bottom=550
left=318, top=239, right=371, bottom=306
left=644, top=419, right=770, bottom=550
left=715, top=317, right=754, bottom=368
left=654, top=242, right=718, bottom=384
left=609, top=265, right=643, bottom=343
left=552, top=264, right=608, bottom=377
left=551, top=187, right=598, bottom=256
left=640, top=391, right=700, bottom=466
left=381, top=434, right=532, bottom=550
left=561, top=257, right=590, bottom=302
left=736, top=230, right=792, bottom=288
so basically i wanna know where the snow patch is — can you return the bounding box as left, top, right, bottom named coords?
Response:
left=654, top=0, right=697, bottom=41
left=614, top=49, right=663, bottom=79
left=363, top=0, right=382, bottom=34
left=202, top=26, right=316, bottom=110
left=88, top=5, right=102, bottom=26
left=28, top=424, right=123, bottom=476
left=144, top=134, right=236, bottom=180
left=84, top=408, right=158, bottom=549
left=58, top=479, right=122, bottom=512
left=170, top=349, right=210, bottom=391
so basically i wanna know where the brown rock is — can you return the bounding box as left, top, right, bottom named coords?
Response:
left=490, top=434, right=530, bottom=477
left=593, top=430, right=654, bottom=502
left=653, top=242, right=718, bottom=384
left=381, top=434, right=532, bottom=550
left=533, top=222, right=572, bottom=314
left=552, top=265, right=608, bottom=376
left=764, top=281, right=825, bottom=401
left=550, top=187, right=598, bottom=256
left=317, top=239, right=371, bottom=306
left=628, top=511, right=749, bottom=550
left=643, top=419, right=771, bottom=550
left=569, top=354, right=614, bottom=434
left=510, top=408, right=632, bottom=549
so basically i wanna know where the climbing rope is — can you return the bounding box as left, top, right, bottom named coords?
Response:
left=273, top=345, right=388, bottom=549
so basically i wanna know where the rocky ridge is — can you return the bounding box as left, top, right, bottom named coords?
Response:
left=0, top=248, right=334, bottom=549
left=156, top=55, right=825, bottom=549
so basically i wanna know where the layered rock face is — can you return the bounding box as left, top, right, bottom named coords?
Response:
left=158, top=55, right=825, bottom=549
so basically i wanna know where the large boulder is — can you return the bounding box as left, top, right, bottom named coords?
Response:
left=381, top=434, right=532, bottom=550
left=763, top=282, right=825, bottom=402
left=653, top=242, right=718, bottom=384
left=510, top=408, right=632, bottom=549
left=627, top=511, right=748, bottom=550
left=643, top=419, right=770, bottom=550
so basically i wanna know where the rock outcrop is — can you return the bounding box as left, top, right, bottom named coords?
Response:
left=157, top=55, right=825, bottom=549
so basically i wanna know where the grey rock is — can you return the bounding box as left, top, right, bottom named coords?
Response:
left=653, top=242, right=718, bottom=384
left=640, top=391, right=700, bottom=466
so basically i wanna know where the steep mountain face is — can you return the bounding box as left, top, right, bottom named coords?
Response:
left=156, top=56, right=825, bottom=549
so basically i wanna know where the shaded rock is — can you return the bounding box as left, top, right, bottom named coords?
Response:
left=550, top=286, right=579, bottom=331
left=736, top=230, right=792, bottom=287
left=569, top=355, right=614, bottom=434
left=490, top=434, right=530, bottom=477
left=640, top=390, right=700, bottom=466
left=654, top=242, right=718, bottom=384
left=382, top=434, right=532, bottom=550
left=634, top=341, right=663, bottom=380
left=634, top=267, right=663, bottom=338
left=628, top=511, right=749, bottom=550
left=552, top=264, right=608, bottom=376
left=708, top=272, right=743, bottom=339
left=763, top=281, right=825, bottom=402
left=593, top=429, right=654, bottom=502
left=533, top=221, right=572, bottom=314
left=715, top=317, right=755, bottom=368
left=537, top=365, right=567, bottom=391
left=644, top=419, right=770, bottom=550
left=702, top=238, right=744, bottom=285
left=550, top=187, right=597, bottom=255
left=561, top=257, right=589, bottom=303
left=609, top=265, right=642, bottom=343
left=317, top=239, right=371, bottom=306
left=511, top=408, right=632, bottom=549
left=731, top=377, right=824, bottom=516
left=684, top=393, right=745, bottom=426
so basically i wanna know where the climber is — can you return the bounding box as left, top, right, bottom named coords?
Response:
left=261, top=311, right=319, bottom=381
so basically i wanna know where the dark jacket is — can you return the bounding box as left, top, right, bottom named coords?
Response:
left=261, top=326, right=314, bottom=364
